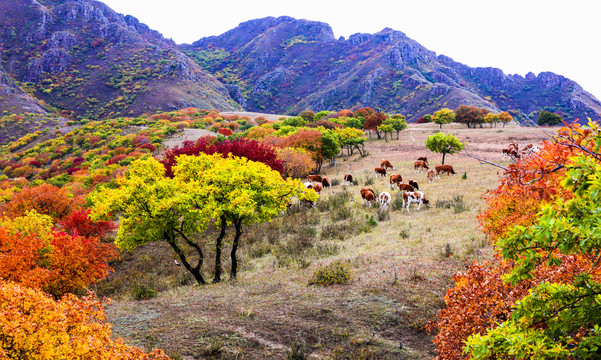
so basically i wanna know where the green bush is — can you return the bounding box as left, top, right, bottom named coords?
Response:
left=132, top=283, right=158, bottom=300
left=308, top=260, right=351, bottom=286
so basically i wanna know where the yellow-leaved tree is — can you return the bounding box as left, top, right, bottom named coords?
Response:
left=90, top=154, right=317, bottom=284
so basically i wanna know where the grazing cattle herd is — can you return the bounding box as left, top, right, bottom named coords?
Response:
left=296, top=142, right=535, bottom=214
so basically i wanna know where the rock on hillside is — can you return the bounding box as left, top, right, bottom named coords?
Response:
left=0, top=0, right=241, bottom=119
left=183, top=16, right=601, bottom=123
left=0, top=64, right=47, bottom=114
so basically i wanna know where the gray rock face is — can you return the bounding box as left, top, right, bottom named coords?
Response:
left=25, top=48, right=74, bottom=82
left=48, top=31, right=77, bottom=50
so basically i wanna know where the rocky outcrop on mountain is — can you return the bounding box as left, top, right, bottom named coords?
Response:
left=0, top=0, right=240, bottom=119
left=184, top=17, right=601, bottom=122
left=0, top=65, right=47, bottom=114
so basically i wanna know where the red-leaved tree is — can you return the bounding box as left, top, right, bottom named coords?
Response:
left=161, top=137, right=284, bottom=177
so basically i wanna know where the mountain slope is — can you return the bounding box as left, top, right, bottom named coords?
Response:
left=183, top=16, right=601, bottom=122
left=0, top=0, right=241, bottom=119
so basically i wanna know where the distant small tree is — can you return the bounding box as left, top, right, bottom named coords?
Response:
left=384, top=114, right=407, bottom=139
left=313, top=111, right=331, bottom=122
left=499, top=111, right=513, bottom=127
left=425, top=133, right=465, bottom=164
left=455, top=105, right=489, bottom=128
left=484, top=113, right=500, bottom=128
left=298, top=110, right=316, bottom=123
left=432, top=108, right=456, bottom=129
left=537, top=110, right=563, bottom=126
left=377, top=124, right=394, bottom=142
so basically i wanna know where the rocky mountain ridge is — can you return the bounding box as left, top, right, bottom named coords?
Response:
left=1, top=3, right=599, bottom=124
left=184, top=16, right=601, bottom=123
left=0, top=0, right=241, bottom=119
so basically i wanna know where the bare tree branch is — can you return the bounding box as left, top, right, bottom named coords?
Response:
left=464, top=150, right=509, bottom=171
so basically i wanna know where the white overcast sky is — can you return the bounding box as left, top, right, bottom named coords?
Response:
left=100, top=0, right=600, bottom=101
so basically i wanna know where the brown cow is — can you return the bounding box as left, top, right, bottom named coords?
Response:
left=389, top=174, right=403, bottom=189
left=427, top=169, right=436, bottom=183
left=402, top=191, right=430, bottom=212
left=307, top=174, right=322, bottom=182
left=312, top=182, right=323, bottom=194
left=321, top=176, right=331, bottom=188
left=380, top=159, right=394, bottom=170
left=408, top=179, right=419, bottom=190
left=435, top=164, right=456, bottom=178
left=360, top=188, right=375, bottom=207
left=417, top=156, right=428, bottom=164
left=397, top=183, right=415, bottom=193
left=414, top=160, right=429, bottom=173
left=375, top=167, right=387, bottom=179
left=343, top=173, right=353, bottom=186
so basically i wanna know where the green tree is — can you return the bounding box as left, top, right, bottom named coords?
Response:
left=384, top=114, right=407, bottom=139
left=333, top=127, right=367, bottom=156
left=537, top=110, right=563, bottom=126
left=432, top=108, right=455, bottom=129
left=313, top=111, right=331, bottom=122
left=425, top=132, right=465, bottom=164
left=319, top=129, right=341, bottom=165
left=90, top=155, right=313, bottom=284
left=377, top=124, right=394, bottom=142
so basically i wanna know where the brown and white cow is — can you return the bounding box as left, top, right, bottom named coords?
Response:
left=375, top=167, right=387, bottom=179
left=343, top=173, right=353, bottom=187
left=360, top=188, right=376, bottom=207
left=435, top=164, right=456, bottom=178
left=380, top=159, right=394, bottom=170
left=427, top=169, right=436, bottom=183
left=414, top=160, right=429, bottom=173
left=307, top=174, right=322, bottom=182
left=378, top=191, right=391, bottom=212
left=397, top=183, right=415, bottom=193
left=408, top=179, right=419, bottom=190
left=389, top=174, right=403, bottom=189
left=321, top=176, right=331, bottom=189
left=417, top=156, right=428, bottom=165
left=402, top=191, right=430, bottom=212
left=312, top=182, right=323, bottom=194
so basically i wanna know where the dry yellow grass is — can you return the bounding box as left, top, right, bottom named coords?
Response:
left=102, top=123, right=549, bottom=359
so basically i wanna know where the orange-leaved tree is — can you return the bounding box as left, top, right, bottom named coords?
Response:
left=0, top=280, right=171, bottom=359
left=0, top=211, right=118, bottom=297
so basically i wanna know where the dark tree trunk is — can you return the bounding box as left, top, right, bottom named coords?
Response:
left=442, top=152, right=447, bottom=165
left=213, top=215, right=227, bottom=283
left=230, top=219, right=243, bottom=280
left=166, top=231, right=206, bottom=285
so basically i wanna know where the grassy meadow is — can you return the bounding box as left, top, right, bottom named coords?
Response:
left=98, top=123, right=546, bottom=359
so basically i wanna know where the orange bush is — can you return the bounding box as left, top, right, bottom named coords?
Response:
left=0, top=184, right=82, bottom=222
left=0, top=281, right=171, bottom=359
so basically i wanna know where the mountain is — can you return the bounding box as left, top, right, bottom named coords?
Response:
left=183, top=16, right=601, bottom=122
left=0, top=0, right=241, bottom=119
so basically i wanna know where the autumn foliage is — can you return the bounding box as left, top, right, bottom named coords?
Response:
left=432, top=123, right=601, bottom=359
left=161, top=136, right=284, bottom=177
left=0, top=281, right=170, bottom=359
left=0, top=212, right=118, bottom=298
left=58, top=208, right=116, bottom=238
left=0, top=183, right=82, bottom=221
